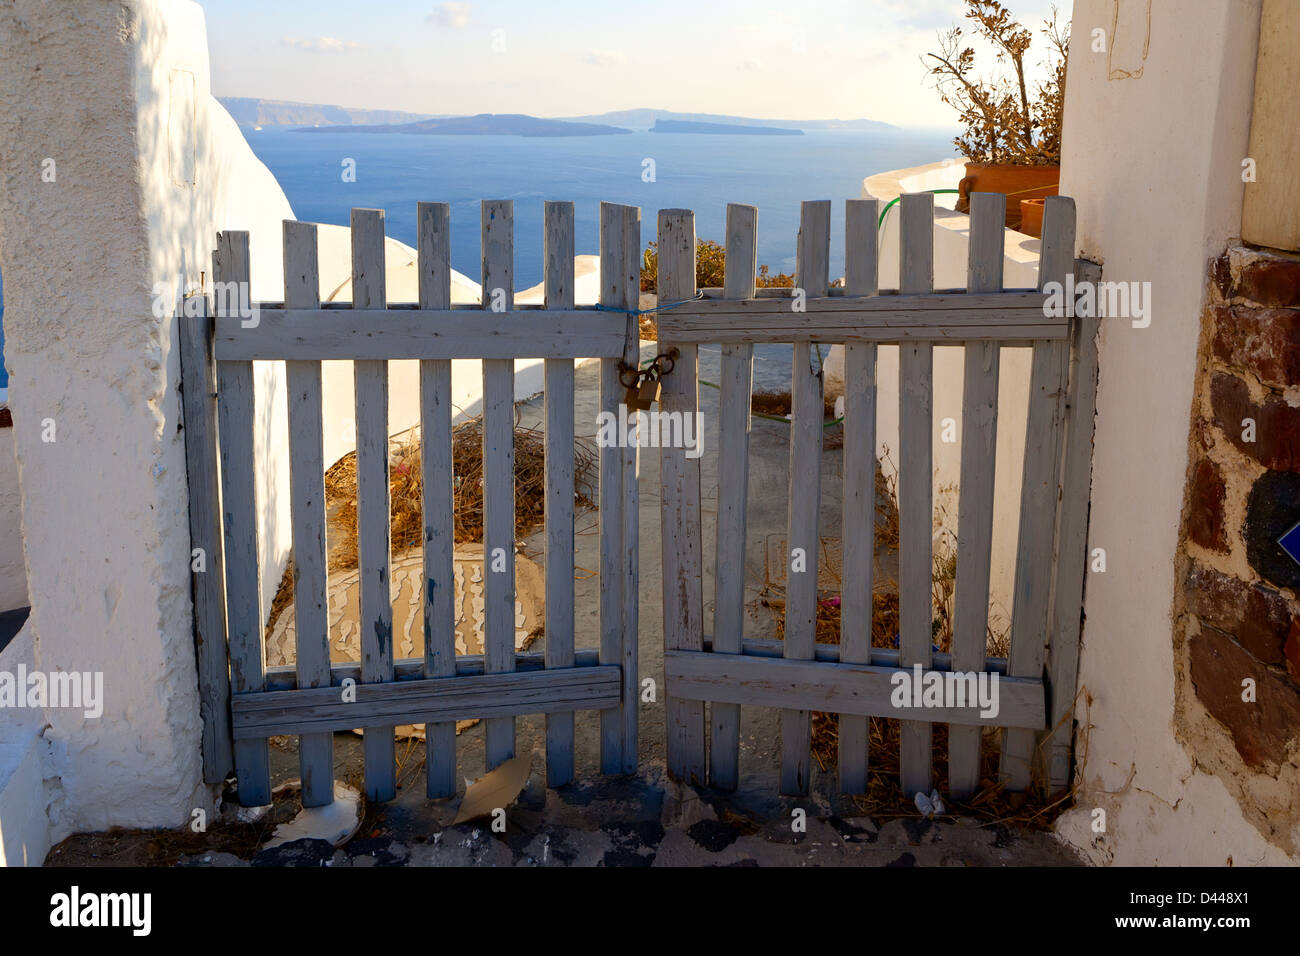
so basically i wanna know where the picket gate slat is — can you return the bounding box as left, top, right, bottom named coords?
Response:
left=839, top=197, right=879, bottom=794
left=613, top=203, right=643, bottom=775
left=179, top=294, right=233, bottom=785
left=213, top=231, right=271, bottom=806
left=597, top=202, right=626, bottom=773
left=481, top=199, right=518, bottom=772
left=350, top=208, right=397, bottom=802
left=1046, top=253, right=1100, bottom=794
left=949, top=192, right=1005, bottom=799
left=898, top=193, right=935, bottom=796
left=1000, top=195, right=1076, bottom=791
left=780, top=200, right=831, bottom=796
left=282, top=220, right=333, bottom=808
left=710, top=203, right=757, bottom=791
left=417, top=201, right=458, bottom=798
left=544, top=201, right=578, bottom=787
left=658, top=208, right=707, bottom=783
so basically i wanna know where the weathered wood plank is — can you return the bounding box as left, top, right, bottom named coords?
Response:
left=898, top=193, right=934, bottom=796
left=681, top=292, right=1049, bottom=312
left=781, top=200, right=830, bottom=796
left=417, top=201, right=458, bottom=799
left=653, top=321, right=1066, bottom=345
left=710, top=203, right=757, bottom=791
left=596, top=204, right=625, bottom=774
left=178, top=299, right=234, bottom=784
left=233, top=666, right=623, bottom=738
left=597, top=201, right=641, bottom=773
left=613, top=203, right=642, bottom=775
left=351, top=208, right=396, bottom=802
left=950, top=192, right=1005, bottom=800
left=213, top=231, right=271, bottom=806
left=664, top=652, right=1044, bottom=729
left=839, top=198, right=879, bottom=793
left=1001, top=196, right=1075, bottom=792
left=543, top=200, right=577, bottom=787
left=259, top=639, right=1012, bottom=691
left=658, top=208, right=706, bottom=782
left=264, top=648, right=605, bottom=690
left=282, top=220, right=333, bottom=807
left=213, top=310, right=627, bottom=360
left=1046, top=292, right=1099, bottom=792
left=481, top=199, right=518, bottom=771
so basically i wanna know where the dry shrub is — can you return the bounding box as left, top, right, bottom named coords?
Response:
left=267, top=417, right=598, bottom=633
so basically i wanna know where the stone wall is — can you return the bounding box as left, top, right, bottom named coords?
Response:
left=1175, top=242, right=1300, bottom=854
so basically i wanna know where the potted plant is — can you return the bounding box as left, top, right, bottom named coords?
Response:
left=926, top=0, right=1068, bottom=235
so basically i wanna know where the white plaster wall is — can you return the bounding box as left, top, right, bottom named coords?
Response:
left=1052, top=0, right=1295, bottom=864
left=0, top=427, right=27, bottom=611
left=0, top=0, right=297, bottom=848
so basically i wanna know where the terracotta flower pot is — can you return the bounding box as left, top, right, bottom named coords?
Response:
left=1018, top=198, right=1045, bottom=238
left=955, top=162, right=1060, bottom=230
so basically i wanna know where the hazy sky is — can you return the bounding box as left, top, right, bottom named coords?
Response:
left=198, top=0, right=1068, bottom=126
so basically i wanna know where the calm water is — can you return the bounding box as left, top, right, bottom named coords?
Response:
left=0, top=126, right=957, bottom=388
left=243, top=127, right=955, bottom=289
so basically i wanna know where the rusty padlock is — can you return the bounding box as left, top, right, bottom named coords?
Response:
left=634, top=368, right=661, bottom=410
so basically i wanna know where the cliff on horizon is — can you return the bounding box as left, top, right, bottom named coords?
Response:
left=650, top=119, right=802, bottom=135
left=294, top=113, right=631, bottom=137
left=219, top=97, right=438, bottom=127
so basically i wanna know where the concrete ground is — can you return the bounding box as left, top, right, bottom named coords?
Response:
left=224, top=341, right=1081, bottom=867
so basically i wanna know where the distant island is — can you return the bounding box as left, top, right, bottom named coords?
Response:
left=295, top=113, right=631, bottom=138
left=219, top=97, right=438, bottom=128
left=216, top=98, right=899, bottom=136
left=560, top=109, right=897, bottom=132
left=650, top=119, right=802, bottom=135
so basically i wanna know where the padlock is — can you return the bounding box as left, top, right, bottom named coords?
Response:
left=624, top=381, right=646, bottom=411
left=635, top=371, right=661, bottom=410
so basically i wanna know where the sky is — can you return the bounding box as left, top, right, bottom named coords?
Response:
left=198, top=0, right=1069, bottom=127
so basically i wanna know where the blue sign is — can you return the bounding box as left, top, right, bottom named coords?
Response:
left=1278, top=520, right=1300, bottom=567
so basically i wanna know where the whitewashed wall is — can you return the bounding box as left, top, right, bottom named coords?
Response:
left=1051, top=0, right=1295, bottom=864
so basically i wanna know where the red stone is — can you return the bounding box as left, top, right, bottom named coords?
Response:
left=1221, top=252, right=1300, bottom=307
left=1186, top=459, right=1229, bottom=552
left=1189, top=626, right=1300, bottom=769
left=1211, top=304, right=1300, bottom=389
left=1210, top=372, right=1300, bottom=471
left=1286, top=629, right=1300, bottom=684
left=1185, top=563, right=1295, bottom=668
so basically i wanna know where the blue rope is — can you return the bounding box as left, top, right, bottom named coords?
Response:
left=592, top=291, right=704, bottom=316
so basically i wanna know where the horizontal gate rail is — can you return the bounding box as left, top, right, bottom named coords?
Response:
left=262, top=648, right=607, bottom=691
left=664, top=650, right=1044, bottom=729
left=213, top=309, right=629, bottom=360
left=656, top=291, right=1061, bottom=344
left=232, top=666, right=622, bottom=738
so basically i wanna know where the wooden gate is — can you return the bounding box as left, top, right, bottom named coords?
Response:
left=657, top=194, right=1099, bottom=798
left=180, top=200, right=642, bottom=807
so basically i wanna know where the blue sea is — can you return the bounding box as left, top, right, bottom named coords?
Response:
left=242, top=127, right=956, bottom=289
left=0, top=126, right=957, bottom=389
